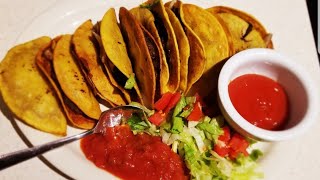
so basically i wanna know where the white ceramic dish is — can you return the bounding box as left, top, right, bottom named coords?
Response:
left=1, top=0, right=320, bottom=180
left=218, top=48, right=318, bottom=141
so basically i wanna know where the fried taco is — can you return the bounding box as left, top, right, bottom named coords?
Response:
left=166, top=0, right=206, bottom=94
left=141, top=25, right=162, bottom=102
left=0, top=36, right=67, bottom=135
left=179, top=4, right=231, bottom=101
left=37, top=36, right=98, bottom=129
left=165, top=7, right=190, bottom=94
left=91, top=21, right=132, bottom=104
left=53, top=35, right=101, bottom=119
left=72, top=19, right=127, bottom=106
left=126, top=7, right=163, bottom=100
left=207, top=6, right=273, bottom=53
left=119, top=7, right=157, bottom=109
left=129, top=7, right=168, bottom=98
left=138, top=0, right=180, bottom=94
left=99, top=8, right=144, bottom=104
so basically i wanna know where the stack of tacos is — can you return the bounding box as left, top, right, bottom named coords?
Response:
left=0, top=0, right=273, bottom=135
left=37, top=35, right=101, bottom=130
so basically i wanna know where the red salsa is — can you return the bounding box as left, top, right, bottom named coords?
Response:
left=228, top=74, right=288, bottom=130
left=81, top=125, right=188, bottom=180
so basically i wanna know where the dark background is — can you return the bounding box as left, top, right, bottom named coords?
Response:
left=306, top=0, right=319, bottom=59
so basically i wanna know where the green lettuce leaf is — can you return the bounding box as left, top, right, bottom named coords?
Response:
left=196, top=117, right=223, bottom=142
left=171, top=96, right=187, bottom=134
left=127, top=114, right=149, bottom=131
left=124, top=73, right=136, bottom=89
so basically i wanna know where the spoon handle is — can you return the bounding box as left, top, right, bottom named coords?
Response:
left=0, top=129, right=93, bottom=170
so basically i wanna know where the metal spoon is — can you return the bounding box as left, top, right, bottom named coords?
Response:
left=0, top=105, right=146, bottom=170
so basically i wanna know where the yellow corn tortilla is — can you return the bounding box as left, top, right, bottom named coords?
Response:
left=0, top=36, right=67, bottom=135
left=100, top=8, right=133, bottom=78
left=166, top=0, right=206, bottom=93
left=141, top=25, right=162, bottom=101
left=183, top=4, right=230, bottom=74
left=207, top=6, right=273, bottom=53
left=91, top=22, right=132, bottom=104
left=130, top=7, right=169, bottom=96
left=100, top=8, right=144, bottom=104
left=127, top=8, right=162, bottom=100
left=142, top=0, right=180, bottom=94
left=53, top=34, right=101, bottom=120
left=72, top=19, right=127, bottom=106
left=165, top=7, right=190, bottom=94
left=37, top=37, right=96, bottom=129
left=119, top=7, right=156, bottom=109
left=182, top=4, right=231, bottom=100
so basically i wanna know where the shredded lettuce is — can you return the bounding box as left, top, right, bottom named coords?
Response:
left=124, top=73, right=136, bottom=89
left=230, top=154, right=264, bottom=180
left=196, top=116, right=223, bottom=143
left=249, top=149, right=263, bottom=161
left=178, top=96, right=196, bottom=118
left=183, top=143, right=228, bottom=180
left=126, top=102, right=158, bottom=135
left=179, top=106, right=193, bottom=118
left=183, top=134, right=263, bottom=180
left=127, top=95, right=263, bottom=180
left=129, top=102, right=154, bottom=116
left=127, top=115, right=149, bottom=132
left=166, top=116, right=263, bottom=180
left=171, top=96, right=187, bottom=134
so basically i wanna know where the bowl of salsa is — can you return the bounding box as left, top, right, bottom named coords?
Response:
left=218, top=48, right=318, bottom=141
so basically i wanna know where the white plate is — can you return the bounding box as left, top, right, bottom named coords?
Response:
left=1, top=0, right=320, bottom=179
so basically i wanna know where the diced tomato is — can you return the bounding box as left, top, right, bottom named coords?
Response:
left=154, top=92, right=174, bottom=111
left=164, top=92, right=181, bottom=113
left=214, top=127, right=231, bottom=157
left=214, top=127, right=250, bottom=159
left=194, top=93, right=205, bottom=107
left=187, top=101, right=203, bottom=121
left=214, top=143, right=229, bottom=157
left=228, top=133, right=249, bottom=158
left=148, top=110, right=166, bottom=126
left=229, top=149, right=239, bottom=159
left=218, top=126, right=231, bottom=142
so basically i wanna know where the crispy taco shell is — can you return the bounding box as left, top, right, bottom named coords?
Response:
left=72, top=19, right=126, bottom=106
left=91, top=22, right=132, bottom=104
left=119, top=7, right=156, bottom=109
left=126, top=11, right=162, bottom=100
left=100, top=8, right=143, bottom=104
left=141, top=0, right=180, bottom=94
left=130, top=7, right=169, bottom=96
left=141, top=25, right=162, bottom=101
left=207, top=6, right=273, bottom=53
left=181, top=3, right=231, bottom=101
left=53, top=34, right=101, bottom=120
left=100, top=8, right=134, bottom=78
left=0, top=36, right=67, bottom=135
left=183, top=4, right=230, bottom=74
left=37, top=37, right=96, bottom=129
left=165, top=7, right=190, bottom=94
left=167, top=1, right=206, bottom=93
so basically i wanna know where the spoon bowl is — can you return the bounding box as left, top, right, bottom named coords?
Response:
left=94, top=105, right=147, bottom=133
left=0, top=105, right=146, bottom=170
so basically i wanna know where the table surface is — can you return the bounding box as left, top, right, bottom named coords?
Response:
left=0, top=0, right=319, bottom=180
